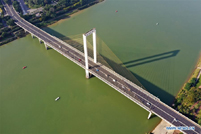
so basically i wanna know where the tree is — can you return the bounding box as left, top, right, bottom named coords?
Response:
left=7, top=19, right=15, bottom=26
left=16, top=30, right=24, bottom=37
left=194, top=88, right=201, bottom=101
left=185, top=83, right=191, bottom=91
left=198, top=119, right=201, bottom=125
left=13, top=1, right=22, bottom=13
left=41, top=12, right=47, bottom=21
left=4, top=0, right=10, bottom=4
left=191, top=78, right=197, bottom=85
left=183, top=91, right=195, bottom=105
left=50, top=13, right=56, bottom=18
left=1, top=32, right=6, bottom=38
left=44, top=0, right=51, bottom=4
left=49, top=7, right=55, bottom=13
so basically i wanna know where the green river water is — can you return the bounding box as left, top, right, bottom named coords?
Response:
left=0, top=0, right=201, bottom=134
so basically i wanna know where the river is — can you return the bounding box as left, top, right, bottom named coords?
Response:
left=0, top=0, right=201, bottom=133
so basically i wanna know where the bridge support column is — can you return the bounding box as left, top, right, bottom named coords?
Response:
left=93, top=29, right=97, bottom=63
left=148, top=111, right=152, bottom=119
left=83, top=34, right=90, bottom=78
left=44, top=42, right=48, bottom=50
left=31, top=33, right=34, bottom=38
left=24, top=29, right=27, bottom=33
left=39, top=38, right=42, bottom=43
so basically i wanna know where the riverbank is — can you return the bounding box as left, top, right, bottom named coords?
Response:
left=39, top=0, right=105, bottom=28
left=173, top=55, right=201, bottom=124
left=152, top=120, right=175, bottom=134
left=151, top=55, right=201, bottom=134
left=0, top=0, right=104, bottom=46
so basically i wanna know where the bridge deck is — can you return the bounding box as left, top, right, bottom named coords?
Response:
left=2, top=1, right=201, bottom=134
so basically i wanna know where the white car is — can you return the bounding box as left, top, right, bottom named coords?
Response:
left=146, top=102, right=151, bottom=106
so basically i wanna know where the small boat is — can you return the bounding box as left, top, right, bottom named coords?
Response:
left=22, top=66, right=27, bottom=69
left=156, top=23, right=159, bottom=25
left=116, top=10, right=118, bottom=12
left=55, top=97, right=60, bottom=101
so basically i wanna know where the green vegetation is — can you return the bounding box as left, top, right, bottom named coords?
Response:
left=0, top=8, right=2, bottom=14
left=0, top=0, right=102, bottom=45
left=13, top=1, right=23, bottom=14
left=173, top=58, right=201, bottom=125
left=4, top=0, right=10, bottom=4
left=0, top=1, right=4, bottom=19
left=0, top=13, right=25, bottom=45
left=0, top=36, right=17, bottom=46
left=7, top=18, right=15, bottom=26
left=25, top=0, right=95, bottom=8
left=0, top=17, right=3, bottom=28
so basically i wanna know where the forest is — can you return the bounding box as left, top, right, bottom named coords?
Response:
left=24, top=0, right=95, bottom=8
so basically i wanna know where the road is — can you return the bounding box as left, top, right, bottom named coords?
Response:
left=17, top=0, right=28, bottom=15
left=2, top=1, right=201, bottom=134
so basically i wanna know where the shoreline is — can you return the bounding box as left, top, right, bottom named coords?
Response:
left=48, top=0, right=105, bottom=27
left=152, top=53, right=201, bottom=133
left=152, top=120, right=175, bottom=134
left=0, top=0, right=105, bottom=46
left=175, top=53, right=201, bottom=97
left=47, top=9, right=84, bottom=27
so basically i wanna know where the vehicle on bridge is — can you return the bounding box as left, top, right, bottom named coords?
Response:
left=147, top=102, right=151, bottom=106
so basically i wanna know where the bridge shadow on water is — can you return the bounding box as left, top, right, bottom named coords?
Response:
left=42, top=27, right=71, bottom=40
left=101, top=55, right=176, bottom=106
left=42, top=27, right=85, bottom=52
left=42, top=27, right=177, bottom=106
left=121, top=50, right=180, bottom=68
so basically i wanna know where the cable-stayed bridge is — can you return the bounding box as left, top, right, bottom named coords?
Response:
left=2, top=1, right=201, bottom=134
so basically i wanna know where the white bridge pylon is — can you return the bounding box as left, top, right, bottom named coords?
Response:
left=83, top=28, right=97, bottom=78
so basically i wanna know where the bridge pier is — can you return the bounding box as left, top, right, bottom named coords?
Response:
left=148, top=111, right=152, bottom=119
left=38, top=38, right=42, bottom=43
left=31, top=33, right=34, bottom=38
left=44, top=42, right=48, bottom=50
left=24, top=29, right=27, bottom=33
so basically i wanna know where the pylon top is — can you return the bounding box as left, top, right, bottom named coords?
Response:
left=84, top=28, right=96, bottom=37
